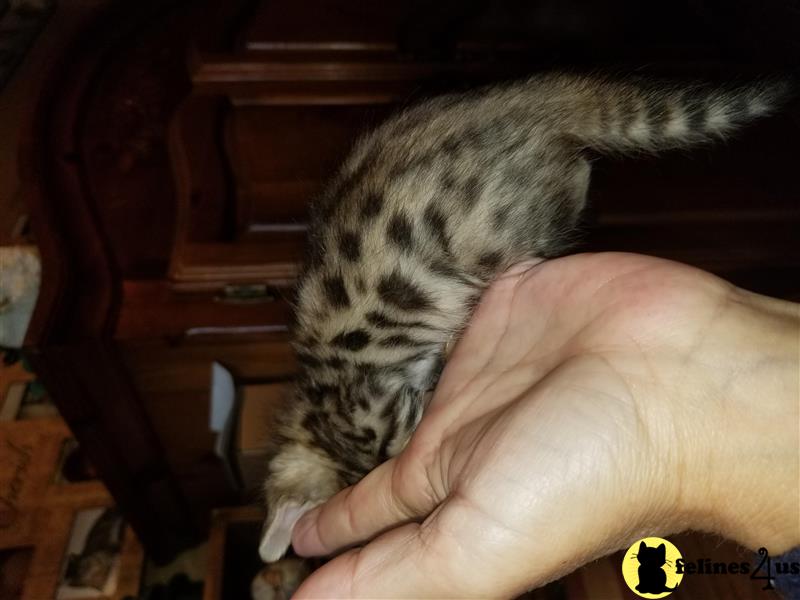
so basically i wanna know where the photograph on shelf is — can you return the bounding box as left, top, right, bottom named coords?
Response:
left=56, top=507, right=125, bottom=599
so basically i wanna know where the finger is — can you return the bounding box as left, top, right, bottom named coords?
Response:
left=294, top=521, right=489, bottom=599
left=295, top=498, right=538, bottom=600
left=293, top=523, right=434, bottom=599
left=292, top=456, right=438, bottom=557
left=432, top=261, right=543, bottom=407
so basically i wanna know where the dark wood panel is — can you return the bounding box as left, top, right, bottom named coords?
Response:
left=227, top=104, right=392, bottom=230
left=117, top=280, right=293, bottom=339
left=120, top=337, right=297, bottom=396
left=22, top=0, right=217, bottom=563
left=142, top=390, right=218, bottom=465
left=78, top=5, right=193, bottom=278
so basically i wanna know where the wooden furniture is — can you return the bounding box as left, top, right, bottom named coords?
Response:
left=202, top=506, right=265, bottom=600
left=0, top=417, right=144, bottom=600
left=22, top=0, right=800, bottom=561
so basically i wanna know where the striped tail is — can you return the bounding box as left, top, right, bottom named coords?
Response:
left=550, top=75, right=797, bottom=154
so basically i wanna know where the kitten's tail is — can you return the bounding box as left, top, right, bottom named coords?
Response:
left=551, top=74, right=797, bottom=154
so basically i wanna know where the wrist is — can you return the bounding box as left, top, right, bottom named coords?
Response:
left=679, top=286, right=799, bottom=552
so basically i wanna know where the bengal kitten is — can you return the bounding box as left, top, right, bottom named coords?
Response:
left=259, top=72, right=793, bottom=561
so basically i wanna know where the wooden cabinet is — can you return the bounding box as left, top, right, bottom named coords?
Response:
left=23, top=0, right=800, bottom=561
left=169, top=0, right=551, bottom=291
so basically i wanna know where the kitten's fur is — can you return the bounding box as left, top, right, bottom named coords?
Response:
left=259, top=72, right=793, bottom=561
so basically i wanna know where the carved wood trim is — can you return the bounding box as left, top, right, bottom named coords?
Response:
left=22, top=0, right=205, bottom=563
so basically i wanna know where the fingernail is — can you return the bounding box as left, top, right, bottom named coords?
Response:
left=295, top=506, right=319, bottom=533
left=292, top=506, right=321, bottom=556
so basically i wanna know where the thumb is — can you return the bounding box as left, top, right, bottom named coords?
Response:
left=294, top=523, right=444, bottom=599
left=295, top=497, right=536, bottom=599
left=292, top=455, right=439, bottom=557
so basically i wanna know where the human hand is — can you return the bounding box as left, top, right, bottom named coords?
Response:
left=291, top=253, right=799, bottom=598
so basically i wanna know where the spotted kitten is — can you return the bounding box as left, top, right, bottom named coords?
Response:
left=259, top=72, right=793, bottom=561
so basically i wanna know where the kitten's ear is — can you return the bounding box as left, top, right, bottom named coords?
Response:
left=657, top=543, right=666, bottom=556
left=259, top=500, right=317, bottom=563
left=638, top=541, right=647, bottom=553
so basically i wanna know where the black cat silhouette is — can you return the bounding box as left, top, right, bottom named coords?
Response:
left=635, top=541, right=675, bottom=594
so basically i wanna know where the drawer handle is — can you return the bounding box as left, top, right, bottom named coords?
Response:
left=215, top=284, right=276, bottom=304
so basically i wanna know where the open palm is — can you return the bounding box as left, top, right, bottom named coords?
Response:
left=292, top=252, right=782, bottom=598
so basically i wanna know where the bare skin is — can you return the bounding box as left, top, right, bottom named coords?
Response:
left=290, top=252, right=800, bottom=599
